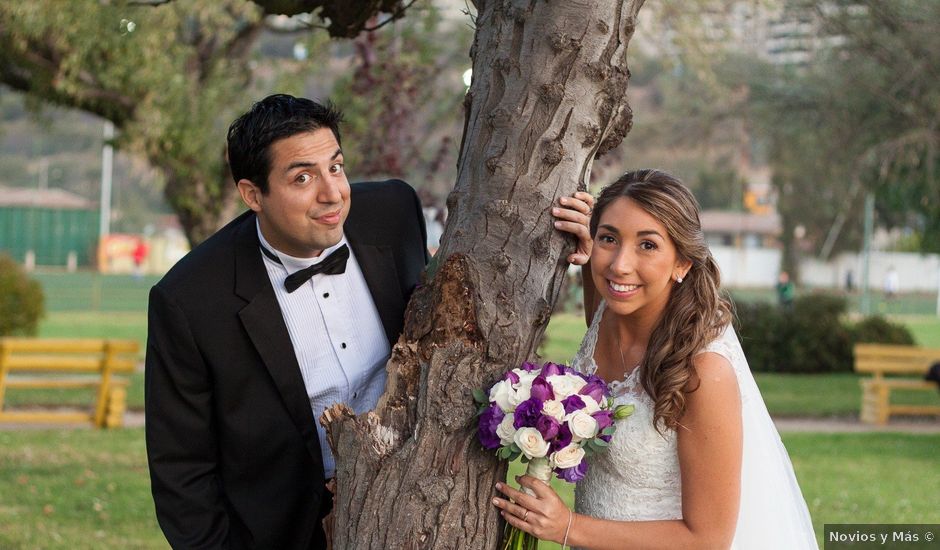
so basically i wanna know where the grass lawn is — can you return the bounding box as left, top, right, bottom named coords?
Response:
left=787, top=433, right=940, bottom=548
left=1, top=428, right=929, bottom=549
left=0, top=428, right=166, bottom=550
left=902, top=315, right=940, bottom=347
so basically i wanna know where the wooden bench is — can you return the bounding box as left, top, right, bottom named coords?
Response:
left=0, top=338, right=139, bottom=428
left=854, top=343, right=940, bottom=425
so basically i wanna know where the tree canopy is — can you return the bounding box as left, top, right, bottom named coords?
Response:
left=0, top=0, right=413, bottom=245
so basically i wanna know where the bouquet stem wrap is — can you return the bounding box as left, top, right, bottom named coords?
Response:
left=501, top=458, right=550, bottom=550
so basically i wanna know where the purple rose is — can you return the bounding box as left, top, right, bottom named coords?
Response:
left=562, top=394, right=586, bottom=415
left=592, top=410, right=614, bottom=431
left=513, top=397, right=544, bottom=429
left=503, top=370, right=520, bottom=384
left=550, top=424, right=572, bottom=453
left=477, top=404, right=504, bottom=450
left=556, top=461, right=589, bottom=483
left=530, top=376, right=554, bottom=401
left=520, top=361, right=541, bottom=372
left=535, top=415, right=560, bottom=441
left=540, top=362, right=565, bottom=377
left=579, top=379, right=607, bottom=403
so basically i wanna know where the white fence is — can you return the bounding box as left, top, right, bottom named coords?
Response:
left=711, top=246, right=940, bottom=293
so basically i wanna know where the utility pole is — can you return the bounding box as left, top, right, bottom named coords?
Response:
left=99, top=121, right=114, bottom=242
left=860, top=192, right=874, bottom=315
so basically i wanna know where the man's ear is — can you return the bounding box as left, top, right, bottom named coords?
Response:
left=237, top=179, right=262, bottom=212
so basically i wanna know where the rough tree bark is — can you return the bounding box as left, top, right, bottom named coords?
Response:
left=322, top=1, right=644, bottom=547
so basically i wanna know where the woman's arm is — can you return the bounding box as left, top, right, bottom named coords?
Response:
left=494, top=352, right=743, bottom=550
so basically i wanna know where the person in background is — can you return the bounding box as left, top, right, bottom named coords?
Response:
left=776, top=270, right=795, bottom=309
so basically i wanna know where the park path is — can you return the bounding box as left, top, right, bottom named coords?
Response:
left=1, top=411, right=939, bottom=433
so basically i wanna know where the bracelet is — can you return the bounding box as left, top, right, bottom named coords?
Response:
left=562, top=507, right=573, bottom=549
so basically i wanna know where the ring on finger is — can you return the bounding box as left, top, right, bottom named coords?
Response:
left=522, top=508, right=529, bottom=521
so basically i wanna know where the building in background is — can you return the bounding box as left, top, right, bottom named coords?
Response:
left=0, top=185, right=98, bottom=268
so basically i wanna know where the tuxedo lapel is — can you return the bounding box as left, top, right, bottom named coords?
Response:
left=232, top=216, right=321, bottom=462
left=347, top=240, right=405, bottom=346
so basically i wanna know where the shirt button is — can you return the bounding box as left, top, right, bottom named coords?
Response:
left=323, top=292, right=330, bottom=298
left=341, top=343, right=347, bottom=349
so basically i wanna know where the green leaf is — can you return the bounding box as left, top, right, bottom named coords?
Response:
left=591, top=437, right=609, bottom=448
left=601, top=426, right=616, bottom=436
left=472, top=388, right=489, bottom=405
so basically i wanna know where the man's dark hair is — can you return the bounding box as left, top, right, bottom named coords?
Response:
left=227, top=94, right=344, bottom=193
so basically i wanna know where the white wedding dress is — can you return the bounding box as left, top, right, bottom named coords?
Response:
left=571, top=301, right=818, bottom=549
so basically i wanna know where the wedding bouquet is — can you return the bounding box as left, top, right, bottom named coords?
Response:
left=475, top=361, right=634, bottom=550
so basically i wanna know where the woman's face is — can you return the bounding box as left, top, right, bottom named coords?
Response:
left=590, top=197, right=691, bottom=322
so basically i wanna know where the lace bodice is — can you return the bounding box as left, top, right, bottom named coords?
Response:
left=571, top=301, right=682, bottom=521
left=568, top=301, right=818, bottom=549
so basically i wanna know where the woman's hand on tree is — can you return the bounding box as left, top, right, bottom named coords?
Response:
left=553, top=191, right=594, bottom=265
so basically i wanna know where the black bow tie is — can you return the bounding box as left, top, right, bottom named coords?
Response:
left=261, top=244, right=350, bottom=293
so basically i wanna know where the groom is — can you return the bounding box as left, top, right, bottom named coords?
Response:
left=145, top=94, right=429, bottom=549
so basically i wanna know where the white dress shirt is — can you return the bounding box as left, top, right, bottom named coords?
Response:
left=257, top=221, right=390, bottom=478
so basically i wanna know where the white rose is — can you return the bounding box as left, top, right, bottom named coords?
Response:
left=578, top=394, right=601, bottom=414
left=489, top=380, right=515, bottom=412
left=496, top=414, right=516, bottom=446
left=565, top=410, right=599, bottom=441
left=508, top=383, right=532, bottom=408
left=512, top=369, right=539, bottom=387
left=513, top=427, right=550, bottom=459
left=547, top=374, right=587, bottom=400
left=541, top=400, right=565, bottom=421
left=551, top=444, right=586, bottom=470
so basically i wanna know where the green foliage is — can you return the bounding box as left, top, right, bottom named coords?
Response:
left=849, top=315, right=916, bottom=346
left=0, top=1, right=270, bottom=244
left=0, top=254, right=45, bottom=336
left=331, top=5, right=470, bottom=198
left=691, top=161, right=746, bottom=210
left=744, top=1, right=940, bottom=256
left=734, top=294, right=917, bottom=373
left=735, top=294, right=853, bottom=373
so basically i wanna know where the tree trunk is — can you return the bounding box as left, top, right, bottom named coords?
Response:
left=157, top=150, right=241, bottom=246
left=322, top=1, right=644, bottom=547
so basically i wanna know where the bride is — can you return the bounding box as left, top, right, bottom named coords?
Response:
left=492, top=169, right=817, bottom=549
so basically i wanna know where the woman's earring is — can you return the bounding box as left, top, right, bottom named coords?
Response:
left=675, top=274, right=683, bottom=284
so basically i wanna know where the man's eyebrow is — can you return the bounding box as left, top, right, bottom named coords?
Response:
left=284, top=148, right=343, bottom=172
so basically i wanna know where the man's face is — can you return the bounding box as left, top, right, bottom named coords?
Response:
left=237, top=128, right=351, bottom=258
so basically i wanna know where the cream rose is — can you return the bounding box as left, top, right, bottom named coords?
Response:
left=541, top=399, right=565, bottom=421
left=578, top=394, right=601, bottom=414
left=496, top=414, right=516, bottom=446
left=551, top=444, right=586, bottom=470
left=546, top=373, right=587, bottom=400
left=489, top=379, right=515, bottom=412
left=513, top=427, right=550, bottom=459
left=565, top=410, right=599, bottom=441
left=507, top=383, right=532, bottom=408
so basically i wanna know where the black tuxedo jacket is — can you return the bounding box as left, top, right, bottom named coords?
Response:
left=145, top=180, right=428, bottom=549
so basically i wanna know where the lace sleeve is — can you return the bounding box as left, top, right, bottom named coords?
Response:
left=571, top=301, right=606, bottom=375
